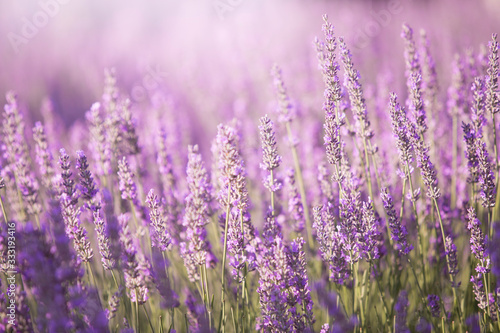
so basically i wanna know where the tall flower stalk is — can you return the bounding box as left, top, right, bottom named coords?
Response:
left=271, top=64, right=314, bottom=246
left=258, top=115, right=282, bottom=215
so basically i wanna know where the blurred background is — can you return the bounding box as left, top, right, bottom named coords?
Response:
left=0, top=0, right=499, bottom=131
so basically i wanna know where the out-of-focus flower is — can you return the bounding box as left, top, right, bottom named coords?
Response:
left=271, top=65, right=295, bottom=123
left=181, top=145, right=215, bottom=282
left=395, top=291, right=410, bottom=333
left=285, top=168, right=305, bottom=233
left=427, top=294, right=441, bottom=318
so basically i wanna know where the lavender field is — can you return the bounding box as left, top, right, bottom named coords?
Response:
left=1, top=0, right=500, bottom=332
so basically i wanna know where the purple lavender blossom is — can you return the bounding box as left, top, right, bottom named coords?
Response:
left=317, top=14, right=342, bottom=115
left=476, top=140, right=496, bottom=208
left=467, top=207, right=490, bottom=274
left=216, top=123, right=256, bottom=278
left=33, top=121, right=55, bottom=190
left=256, top=237, right=292, bottom=332
left=427, top=294, right=441, bottom=318
left=106, top=288, right=122, bottom=320
left=119, top=98, right=141, bottom=155
left=76, top=150, right=99, bottom=211
left=59, top=149, right=94, bottom=262
left=93, top=203, right=115, bottom=270
left=181, top=145, right=215, bottom=282
left=151, top=248, right=180, bottom=309
left=19, top=226, right=77, bottom=332
left=287, top=237, right=315, bottom=331
left=445, top=236, right=459, bottom=284
left=216, top=124, right=250, bottom=213
left=408, top=121, right=440, bottom=199
left=408, top=73, right=428, bottom=135
left=380, top=188, right=413, bottom=255
left=420, top=29, right=438, bottom=119
left=271, top=65, right=295, bottom=123
left=339, top=37, right=373, bottom=140
left=339, top=180, right=363, bottom=263
left=462, top=122, right=480, bottom=184
left=395, top=291, right=410, bottom=333
left=285, top=168, right=305, bottom=233
left=313, top=206, right=350, bottom=284
left=259, top=115, right=282, bottom=194
left=471, top=274, right=488, bottom=311
left=259, top=115, right=282, bottom=172
left=156, top=128, right=183, bottom=246
left=117, top=156, right=138, bottom=203
left=401, top=24, right=421, bottom=90
left=185, top=289, right=211, bottom=332
left=146, top=189, right=172, bottom=252
left=471, top=77, right=486, bottom=135
left=86, top=102, right=112, bottom=177
left=315, top=283, right=357, bottom=333
left=118, top=214, right=149, bottom=304
left=485, top=34, right=499, bottom=116
left=360, top=199, right=381, bottom=260
left=388, top=94, right=414, bottom=174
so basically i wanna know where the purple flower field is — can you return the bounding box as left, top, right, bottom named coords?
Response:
left=1, top=0, right=500, bottom=332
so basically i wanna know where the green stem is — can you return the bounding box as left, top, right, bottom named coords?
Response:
left=135, top=289, right=141, bottom=333
left=270, top=169, right=275, bottom=216
left=218, top=195, right=231, bottom=333
left=432, top=197, right=463, bottom=326
left=404, top=164, right=427, bottom=294
left=143, top=304, right=155, bottom=333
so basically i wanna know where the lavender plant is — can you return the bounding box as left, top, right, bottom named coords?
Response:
left=1, top=9, right=500, bottom=333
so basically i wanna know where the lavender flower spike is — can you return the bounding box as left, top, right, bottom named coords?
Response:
left=395, top=291, right=410, bottom=333
left=380, top=188, right=413, bottom=255
left=271, top=64, right=295, bottom=123
left=117, top=156, right=138, bottom=203
left=313, top=206, right=350, bottom=285
left=427, top=294, right=441, bottom=318
left=445, top=236, right=459, bottom=283
left=75, top=150, right=99, bottom=211
left=401, top=23, right=421, bottom=89
left=339, top=37, right=373, bottom=140
left=287, top=237, right=315, bottom=330
left=259, top=115, right=282, bottom=195
left=146, top=189, right=172, bottom=252
left=181, top=145, right=214, bottom=282
left=118, top=214, right=149, bottom=304
left=259, top=115, right=282, bottom=172
left=485, top=33, right=499, bottom=116
left=388, top=93, right=413, bottom=173
left=476, top=140, right=496, bottom=208
left=59, top=149, right=93, bottom=262
left=93, top=204, right=115, bottom=270
left=256, top=237, right=292, bottom=332
left=467, top=207, right=490, bottom=274
left=285, top=168, right=305, bottom=234
left=33, top=122, right=55, bottom=190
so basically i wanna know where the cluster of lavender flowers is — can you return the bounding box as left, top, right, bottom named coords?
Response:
left=0, top=11, right=499, bottom=333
